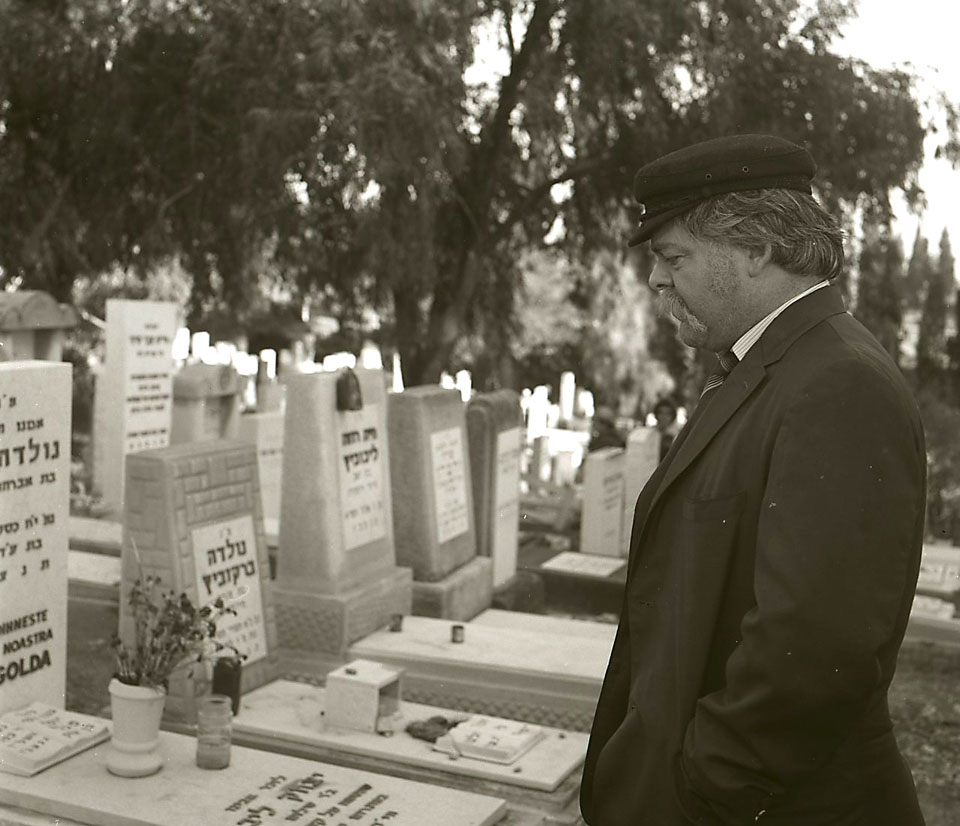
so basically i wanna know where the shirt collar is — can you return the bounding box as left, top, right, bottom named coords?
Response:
left=730, top=280, right=830, bottom=361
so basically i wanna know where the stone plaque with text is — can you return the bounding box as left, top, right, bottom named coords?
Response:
left=192, top=514, right=268, bottom=666
left=0, top=727, right=506, bottom=826
left=388, top=387, right=477, bottom=583
left=466, top=391, right=523, bottom=588
left=121, top=440, right=279, bottom=722
left=0, top=362, right=71, bottom=714
left=580, top=447, right=625, bottom=557
left=430, top=426, right=470, bottom=545
left=94, top=299, right=176, bottom=514
left=338, top=404, right=388, bottom=552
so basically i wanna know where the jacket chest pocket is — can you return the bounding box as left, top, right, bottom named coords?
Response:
left=679, top=490, right=746, bottom=588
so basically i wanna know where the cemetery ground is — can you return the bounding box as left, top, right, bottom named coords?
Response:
left=65, top=593, right=960, bottom=825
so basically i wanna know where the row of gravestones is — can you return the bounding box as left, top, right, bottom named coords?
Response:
left=580, top=431, right=661, bottom=559
left=90, top=299, right=281, bottom=520
left=0, top=355, right=524, bottom=717
left=0, top=369, right=514, bottom=826
left=84, top=298, right=658, bottom=565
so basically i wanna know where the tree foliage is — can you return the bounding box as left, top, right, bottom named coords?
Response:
left=916, top=229, right=954, bottom=384
left=0, top=0, right=945, bottom=385
left=854, top=218, right=903, bottom=364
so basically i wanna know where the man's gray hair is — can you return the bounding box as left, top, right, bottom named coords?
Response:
left=674, top=189, right=845, bottom=280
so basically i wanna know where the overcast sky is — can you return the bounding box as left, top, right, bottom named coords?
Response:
left=839, top=0, right=960, bottom=256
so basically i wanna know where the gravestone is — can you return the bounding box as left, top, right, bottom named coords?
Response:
left=0, top=725, right=507, bottom=826
left=526, top=386, right=550, bottom=440
left=620, top=427, right=660, bottom=555
left=558, top=372, right=576, bottom=423
left=579, top=447, right=625, bottom=557
left=0, top=291, right=77, bottom=362
left=466, top=390, right=522, bottom=589
left=119, top=440, right=279, bottom=723
left=0, top=362, right=72, bottom=714
left=528, top=435, right=551, bottom=483
left=349, top=615, right=609, bottom=731
left=236, top=410, right=284, bottom=525
left=273, top=368, right=412, bottom=659
left=388, top=386, right=490, bottom=620
left=93, top=299, right=177, bottom=516
left=551, top=451, right=577, bottom=486
left=170, top=362, right=242, bottom=444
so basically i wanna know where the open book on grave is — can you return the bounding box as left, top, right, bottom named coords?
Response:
left=432, top=715, right=546, bottom=764
left=0, top=703, right=110, bottom=777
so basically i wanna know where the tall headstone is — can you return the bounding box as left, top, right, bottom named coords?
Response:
left=579, top=447, right=625, bottom=557
left=274, top=369, right=412, bottom=658
left=0, top=292, right=77, bottom=362
left=170, top=363, right=242, bottom=444
left=620, top=427, right=660, bottom=555
left=559, top=371, right=576, bottom=422
left=388, top=386, right=491, bottom=620
left=0, top=362, right=72, bottom=713
left=526, top=386, right=550, bottom=440
left=119, top=440, right=279, bottom=722
left=93, top=299, right=177, bottom=516
left=236, top=409, right=284, bottom=524
left=466, top=390, right=522, bottom=589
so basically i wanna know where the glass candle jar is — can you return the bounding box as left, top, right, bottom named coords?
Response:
left=196, top=694, right=232, bottom=770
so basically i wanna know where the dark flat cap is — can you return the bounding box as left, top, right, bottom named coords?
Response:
left=628, top=134, right=816, bottom=246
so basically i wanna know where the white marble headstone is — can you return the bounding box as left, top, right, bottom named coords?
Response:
left=94, top=299, right=177, bottom=514
left=237, top=410, right=284, bottom=523
left=620, top=427, right=660, bottom=555
left=0, top=362, right=72, bottom=713
left=579, top=447, right=625, bottom=557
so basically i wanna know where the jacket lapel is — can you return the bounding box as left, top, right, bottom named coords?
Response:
left=643, top=285, right=848, bottom=522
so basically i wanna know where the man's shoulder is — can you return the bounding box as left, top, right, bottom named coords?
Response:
left=774, top=311, right=921, bottom=425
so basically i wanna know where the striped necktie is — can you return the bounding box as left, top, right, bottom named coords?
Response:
left=700, top=350, right=739, bottom=398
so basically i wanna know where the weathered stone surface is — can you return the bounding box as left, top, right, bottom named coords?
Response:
left=387, top=387, right=476, bottom=582
left=0, top=361, right=72, bottom=714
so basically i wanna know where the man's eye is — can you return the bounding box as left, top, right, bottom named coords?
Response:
left=666, top=256, right=684, bottom=266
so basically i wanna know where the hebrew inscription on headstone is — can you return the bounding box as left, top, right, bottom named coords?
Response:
left=0, top=362, right=72, bottom=713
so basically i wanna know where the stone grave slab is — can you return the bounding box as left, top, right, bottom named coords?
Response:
left=67, top=550, right=120, bottom=605
left=0, top=362, right=72, bottom=714
left=467, top=391, right=523, bottom=589
left=516, top=542, right=626, bottom=617
left=235, top=679, right=587, bottom=790
left=389, top=386, right=490, bottom=620
left=579, top=447, right=624, bottom=557
left=540, top=552, right=625, bottom=579
left=347, top=615, right=608, bottom=731
left=620, top=427, right=660, bottom=555
left=170, top=362, right=243, bottom=444
left=93, top=299, right=177, bottom=516
left=237, top=409, right=284, bottom=524
left=120, top=440, right=279, bottom=722
left=409, top=555, right=492, bottom=620
left=471, top=609, right=617, bottom=644
left=274, top=369, right=412, bottom=657
left=67, top=516, right=121, bottom=556
left=906, top=543, right=960, bottom=643
left=0, top=724, right=507, bottom=826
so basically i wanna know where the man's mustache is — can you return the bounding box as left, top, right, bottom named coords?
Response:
left=657, top=289, right=689, bottom=320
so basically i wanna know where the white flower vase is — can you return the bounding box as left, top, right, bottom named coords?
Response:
left=106, top=678, right=167, bottom=777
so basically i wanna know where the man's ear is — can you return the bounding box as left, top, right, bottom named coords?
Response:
left=745, top=244, right=773, bottom=277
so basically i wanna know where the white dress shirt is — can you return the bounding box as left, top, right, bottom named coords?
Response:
left=730, top=280, right=830, bottom=361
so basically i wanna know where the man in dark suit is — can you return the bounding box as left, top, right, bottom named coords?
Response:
left=580, top=135, right=927, bottom=826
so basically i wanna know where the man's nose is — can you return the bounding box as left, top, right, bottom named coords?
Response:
left=648, top=260, right=672, bottom=291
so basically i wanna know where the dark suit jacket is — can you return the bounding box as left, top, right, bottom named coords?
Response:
left=580, top=287, right=927, bottom=826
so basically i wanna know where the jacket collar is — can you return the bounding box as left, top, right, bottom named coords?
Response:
left=645, top=284, right=847, bottom=516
